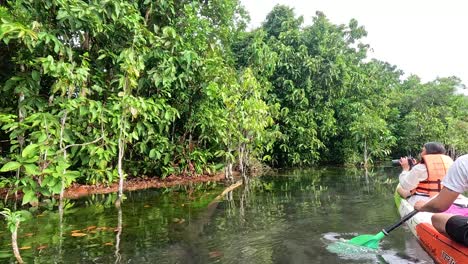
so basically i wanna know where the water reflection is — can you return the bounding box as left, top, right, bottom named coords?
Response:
left=114, top=198, right=123, bottom=263
left=0, top=168, right=434, bottom=263
left=192, top=167, right=432, bottom=263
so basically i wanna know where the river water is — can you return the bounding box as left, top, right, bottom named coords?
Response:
left=0, top=166, right=434, bottom=263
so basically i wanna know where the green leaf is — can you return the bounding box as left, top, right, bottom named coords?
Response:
left=21, top=189, right=37, bottom=205
left=18, top=210, right=32, bottom=220
left=164, top=110, right=172, bottom=121
left=8, top=223, right=16, bottom=234
left=56, top=10, right=68, bottom=20
left=37, top=133, right=47, bottom=143
left=51, top=182, right=62, bottom=194
left=149, top=149, right=158, bottom=159
left=23, top=164, right=40, bottom=175
left=31, top=70, right=40, bottom=81
left=0, top=161, right=21, bottom=172
left=54, top=42, right=60, bottom=53
left=41, top=176, right=51, bottom=187
left=63, top=171, right=79, bottom=185
left=164, top=154, right=170, bottom=164
left=22, top=144, right=39, bottom=158
left=132, top=130, right=139, bottom=140
left=22, top=156, right=39, bottom=163
left=98, top=160, right=107, bottom=170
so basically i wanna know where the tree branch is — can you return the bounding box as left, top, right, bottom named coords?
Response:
left=63, top=136, right=103, bottom=152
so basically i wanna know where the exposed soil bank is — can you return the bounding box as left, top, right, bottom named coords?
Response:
left=0, top=171, right=248, bottom=201
left=63, top=172, right=231, bottom=199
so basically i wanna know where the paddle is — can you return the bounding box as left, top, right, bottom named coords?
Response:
left=347, top=209, right=418, bottom=249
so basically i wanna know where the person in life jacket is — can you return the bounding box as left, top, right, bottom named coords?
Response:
left=397, top=142, right=454, bottom=206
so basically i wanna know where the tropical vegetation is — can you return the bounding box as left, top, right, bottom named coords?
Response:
left=0, top=1, right=466, bottom=206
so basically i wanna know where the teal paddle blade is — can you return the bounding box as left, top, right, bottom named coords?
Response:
left=347, top=231, right=386, bottom=249
left=326, top=241, right=378, bottom=257
left=344, top=210, right=417, bottom=250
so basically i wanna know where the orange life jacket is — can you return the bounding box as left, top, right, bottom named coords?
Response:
left=411, top=154, right=454, bottom=197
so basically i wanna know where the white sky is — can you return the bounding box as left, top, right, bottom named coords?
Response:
left=240, top=0, right=468, bottom=93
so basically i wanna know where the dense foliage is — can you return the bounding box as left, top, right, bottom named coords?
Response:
left=1, top=1, right=467, bottom=204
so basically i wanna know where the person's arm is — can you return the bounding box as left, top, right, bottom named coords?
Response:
left=414, top=187, right=460, bottom=212
left=399, top=164, right=427, bottom=191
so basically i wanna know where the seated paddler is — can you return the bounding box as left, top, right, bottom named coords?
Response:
left=396, top=142, right=453, bottom=206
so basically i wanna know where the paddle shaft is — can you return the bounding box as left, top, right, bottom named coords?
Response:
left=383, top=210, right=418, bottom=235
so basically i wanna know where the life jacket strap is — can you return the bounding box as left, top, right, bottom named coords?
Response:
left=416, top=179, right=442, bottom=193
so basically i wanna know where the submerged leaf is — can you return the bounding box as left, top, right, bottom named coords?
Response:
left=71, top=232, right=87, bottom=237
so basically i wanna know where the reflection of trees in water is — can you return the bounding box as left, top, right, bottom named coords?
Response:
left=205, top=167, right=402, bottom=263
left=225, top=174, right=333, bottom=220
left=209, top=176, right=333, bottom=263
left=0, top=181, right=223, bottom=263
left=0, top=167, right=403, bottom=263
left=114, top=198, right=122, bottom=264
left=330, top=166, right=398, bottom=198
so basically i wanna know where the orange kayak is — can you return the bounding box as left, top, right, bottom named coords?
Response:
left=395, top=190, right=468, bottom=263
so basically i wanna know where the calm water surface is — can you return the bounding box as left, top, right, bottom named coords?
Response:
left=0, top=166, right=434, bottom=263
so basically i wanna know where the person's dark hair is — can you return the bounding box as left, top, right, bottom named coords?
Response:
left=424, top=142, right=446, bottom=155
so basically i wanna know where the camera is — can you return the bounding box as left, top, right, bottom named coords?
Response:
left=392, top=156, right=415, bottom=169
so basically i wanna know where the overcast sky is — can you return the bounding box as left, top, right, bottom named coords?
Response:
left=240, top=0, right=468, bottom=92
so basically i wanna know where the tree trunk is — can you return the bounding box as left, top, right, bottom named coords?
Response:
left=15, top=91, right=25, bottom=200
left=238, top=143, right=244, bottom=178
left=239, top=143, right=249, bottom=185
left=224, top=160, right=233, bottom=182
left=59, top=111, right=68, bottom=203
left=363, top=138, right=368, bottom=168
left=118, top=122, right=125, bottom=199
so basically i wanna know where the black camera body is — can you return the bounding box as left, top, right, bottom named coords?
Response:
left=392, top=156, right=415, bottom=169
